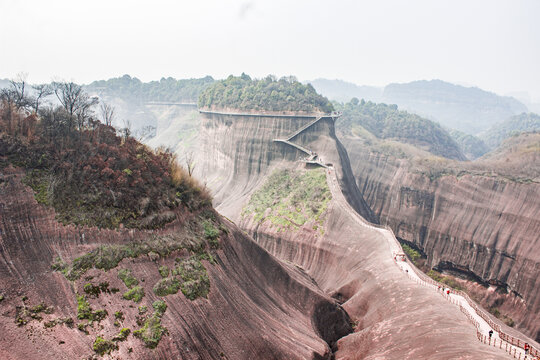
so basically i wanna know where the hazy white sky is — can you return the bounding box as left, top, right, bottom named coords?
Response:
left=1, top=0, right=539, bottom=100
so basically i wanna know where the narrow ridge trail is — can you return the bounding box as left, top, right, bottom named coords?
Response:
left=325, top=166, right=532, bottom=359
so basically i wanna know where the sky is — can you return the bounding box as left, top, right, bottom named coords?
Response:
left=1, top=0, right=539, bottom=101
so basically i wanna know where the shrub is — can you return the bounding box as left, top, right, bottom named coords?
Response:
left=93, top=336, right=117, bottom=355
left=118, top=269, right=138, bottom=288
left=77, top=296, right=92, bottom=320
left=83, top=283, right=102, bottom=297
left=174, top=256, right=210, bottom=300
left=77, top=295, right=108, bottom=322
left=123, top=286, right=145, bottom=303
left=158, top=265, right=169, bottom=278
left=113, top=327, right=131, bottom=342
left=133, top=314, right=167, bottom=349
left=152, top=300, right=167, bottom=316
left=153, top=277, right=180, bottom=296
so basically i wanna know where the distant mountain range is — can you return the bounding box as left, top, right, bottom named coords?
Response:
left=310, top=78, right=529, bottom=135
left=309, top=79, right=382, bottom=103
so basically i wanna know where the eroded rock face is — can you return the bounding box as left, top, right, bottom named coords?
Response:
left=342, top=140, right=540, bottom=342
left=198, top=112, right=375, bottom=222
left=0, top=166, right=348, bottom=359
left=198, top=111, right=509, bottom=358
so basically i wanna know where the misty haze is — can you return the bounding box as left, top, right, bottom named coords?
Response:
left=0, top=1, right=539, bottom=359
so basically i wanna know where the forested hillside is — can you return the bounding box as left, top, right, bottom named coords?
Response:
left=447, top=128, right=489, bottom=160
left=382, top=80, right=527, bottom=134
left=335, top=98, right=466, bottom=160
left=199, top=74, right=334, bottom=113
left=480, top=112, right=540, bottom=149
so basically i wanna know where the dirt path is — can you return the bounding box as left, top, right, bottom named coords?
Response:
left=325, top=167, right=529, bottom=359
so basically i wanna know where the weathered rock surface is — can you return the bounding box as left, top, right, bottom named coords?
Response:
left=0, top=165, right=348, bottom=359
left=342, top=137, right=540, bottom=342
left=197, top=111, right=509, bottom=358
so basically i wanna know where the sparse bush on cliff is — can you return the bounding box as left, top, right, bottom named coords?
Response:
left=199, top=74, right=334, bottom=113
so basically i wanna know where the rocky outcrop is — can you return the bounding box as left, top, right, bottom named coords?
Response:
left=0, top=165, right=349, bottom=359
left=342, top=137, right=540, bottom=342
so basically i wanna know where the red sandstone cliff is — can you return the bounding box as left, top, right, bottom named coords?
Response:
left=341, top=135, right=540, bottom=342
left=0, top=165, right=350, bottom=359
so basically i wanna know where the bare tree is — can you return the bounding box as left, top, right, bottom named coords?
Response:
left=120, top=118, right=132, bottom=141
left=32, top=84, right=53, bottom=113
left=10, top=73, right=32, bottom=110
left=99, top=102, right=115, bottom=126
left=1, top=73, right=32, bottom=110
left=185, top=151, right=195, bottom=177
left=53, top=81, right=97, bottom=131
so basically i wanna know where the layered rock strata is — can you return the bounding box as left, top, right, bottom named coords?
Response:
left=342, top=138, right=540, bottom=342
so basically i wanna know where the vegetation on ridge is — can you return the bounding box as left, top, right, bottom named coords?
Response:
left=199, top=73, right=334, bottom=113
left=86, top=74, right=215, bottom=104
left=0, top=80, right=211, bottom=229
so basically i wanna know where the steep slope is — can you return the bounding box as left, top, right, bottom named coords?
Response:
left=0, top=165, right=351, bottom=359
left=0, top=104, right=352, bottom=359
left=195, top=79, right=512, bottom=358
left=341, top=132, right=540, bottom=341
left=480, top=112, right=540, bottom=149
left=382, top=79, right=528, bottom=134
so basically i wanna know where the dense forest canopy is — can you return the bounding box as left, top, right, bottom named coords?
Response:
left=86, top=75, right=215, bottom=104
left=198, top=74, right=334, bottom=113
left=335, top=98, right=465, bottom=160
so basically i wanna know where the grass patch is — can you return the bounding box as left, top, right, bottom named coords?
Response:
left=123, top=286, right=145, bottom=303
left=118, top=269, right=138, bottom=288
left=489, top=307, right=515, bottom=327
left=15, top=302, right=54, bottom=326
left=242, top=169, right=331, bottom=232
left=426, top=270, right=464, bottom=291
